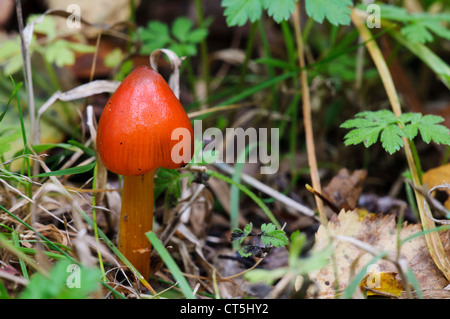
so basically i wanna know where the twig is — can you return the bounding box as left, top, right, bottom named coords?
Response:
left=213, top=162, right=316, bottom=218
left=293, top=2, right=327, bottom=226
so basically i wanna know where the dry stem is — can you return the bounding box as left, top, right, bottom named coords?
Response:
left=293, top=3, right=327, bottom=225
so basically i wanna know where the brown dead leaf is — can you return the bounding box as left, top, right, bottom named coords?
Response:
left=423, top=163, right=450, bottom=209
left=310, top=210, right=450, bottom=298
left=323, top=168, right=367, bottom=216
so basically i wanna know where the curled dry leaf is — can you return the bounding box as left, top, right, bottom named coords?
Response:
left=310, top=209, right=450, bottom=298
left=423, top=163, right=450, bottom=210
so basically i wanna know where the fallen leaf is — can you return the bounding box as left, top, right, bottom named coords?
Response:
left=423, top=163, right=450, bottom=209
left=323, top=168, right=367, bottom=216
left=359, top=271, right=404, bottom=297
left=310, top=210, right=450, bottom=298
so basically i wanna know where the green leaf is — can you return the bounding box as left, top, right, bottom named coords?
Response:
left=380, top=124, right=405, bottom=154
left=289, top=230, right=307, bottom=266
left=401, top=22, right=433, bottom=44
left=260, top=223, right=288, bottom=248
left=154, top=168, right=193, bottom=209
left=0, top=127, right=22, bottom=154
left=238, top=245, right=255, bottom=258
left=139, top=21, right=171, bottom=54
left=0, top=81, right=22, bottom=124
left=221, top=0, right=263, bottom=27
left=262, top=0, right=297, bottom=23
left=20, top=260, right=101, bottom=299
left=389, top=30, right=450, bottom=90
left=305, top=0, right=353, bottom=26
left=426, top=20, right=450, bottom=41
left=146, top=231, right=196, bottom=299
left=368, top=4, right=450, bottom=44
left=186, top=28, right=208, bottom=43
left=172, top=17, right=193, bottom=42
left=243, top=267, right=289, bottom=285
left=342, top=126, right=383, bottom=148
left=341, top=110, right=405, bottom=153
left=44, top=40, right=75, bottom=67
left=32, top=162, right=96, bottom=178
left=417, top=115, right=450, bottom=144
left=231, top=222, right=253, bottom=244
left=29, top=14, right=57, bottom=40
left=402, top=113, right=450, bottom=145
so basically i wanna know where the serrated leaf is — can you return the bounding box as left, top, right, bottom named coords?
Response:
left=402, top=113, right=450, bottom=145
left=238, top=245, right=255, bottom=258
left=262, top=0, right=297, bottom=23
left=260, top=223, right=288, bottom=248
left=418, top=122, right=450, bottom=145
left=222, top=0, right=263, bottom=27
left=186, top=28, right=208, bottom=43
left=380, top=124, right=405, bottom=154
left=343, top=126, right=383, bottom=148
left=231, top=222, right=253, bottom=244
left=356, top=110, right=398, bottom=124
left=305, top=0, right=352, bottom=26
left=154, top=168, right=182, bottom=200
left=426, top=20, right=450, bottom=41
left=139, top=21, right=171, bottom=54
left=401, top=22, right=433, bottom=44
left=172, top=17, right=193, bottom=42
left=342, top=110, right=407, bottom=153
left=43, top=40, right=75, bottom=67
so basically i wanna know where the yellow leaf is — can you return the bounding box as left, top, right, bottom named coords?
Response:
left=359, top=271, right=404, bottom=297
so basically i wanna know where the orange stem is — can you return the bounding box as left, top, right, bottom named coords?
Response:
left=118, top=171, right=154, bottom=279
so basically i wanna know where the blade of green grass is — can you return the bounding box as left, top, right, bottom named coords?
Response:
left=146, top=231, right=196, bottom=299
left=32, top=161, right=96, bottom=178
left=11, top=231, right=29, bottom=280
left=0, top=81, right=22, bottom=123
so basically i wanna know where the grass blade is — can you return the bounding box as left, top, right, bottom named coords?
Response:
left=146, top=231, right=196, bottom=299
left=32, top=162, right=96, bottom=178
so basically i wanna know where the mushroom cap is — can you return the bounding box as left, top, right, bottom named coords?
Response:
left=96, top=65, right=194, bottom=176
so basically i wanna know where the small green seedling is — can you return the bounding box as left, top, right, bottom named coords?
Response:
left=340, top=110, right=450, bottom=154
left=231, top=222, right=288, bottom=257
left=138, top=17, right=209, bottom=58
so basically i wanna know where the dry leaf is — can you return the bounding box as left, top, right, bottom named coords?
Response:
left=310, top=210, right=450, bottom=298
left=423, top=163, right=450, bottom=209
left=323, top=168, right=367, bottom=211
left=359, top=271, right=404, bottom=297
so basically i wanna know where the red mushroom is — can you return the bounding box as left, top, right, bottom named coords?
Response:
left=96, top=65, right=194, bottom=278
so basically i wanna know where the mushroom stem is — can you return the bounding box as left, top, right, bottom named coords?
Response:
left=118, top=171, right=154, bottom=279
